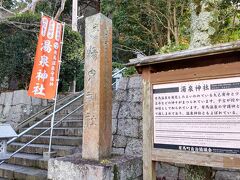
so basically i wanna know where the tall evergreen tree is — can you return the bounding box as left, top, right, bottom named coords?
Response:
left=189, top=0, right=223, bottom=48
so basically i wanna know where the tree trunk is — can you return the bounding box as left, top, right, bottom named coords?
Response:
left=55, top=0, right=66, bottom=20
left=95, top=0, right=100, bottom=13
left=173, top=5, right=179, bottom=46
left=30, top=0, right=41, bottom=12
left=189, top=0, right=222, bottom=49
left=20, top=0, right=42, bottom=13
left=70, top=0, right=78, bottom=93
left=72, top=0, right=78, bottom=31
left=167, top=0, right=171, bottom=45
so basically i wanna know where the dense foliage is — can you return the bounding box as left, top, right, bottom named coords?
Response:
left=101, top=0, right=240, bottom=61
left=0, top=13, right=84, bottom=91
left=101, top=0, right=191, bottom=61
left=212, top=0, right=240, bottom=43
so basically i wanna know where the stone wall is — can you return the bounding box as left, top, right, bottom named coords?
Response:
left=0, top=90, right=49, bottom=128
left=113, top=75, right=240, bottom=180
left=112, top=76, right=143, bottom=156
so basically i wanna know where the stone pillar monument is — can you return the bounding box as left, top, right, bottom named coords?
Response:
left=82, top=13, right=112, bottom=160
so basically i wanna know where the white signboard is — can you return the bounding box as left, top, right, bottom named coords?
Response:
left=153, top=77, right=240, bottom=154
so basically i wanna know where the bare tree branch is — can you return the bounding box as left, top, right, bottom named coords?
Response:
left=54, top=0, right=66, bottom=20
left=20, top=0, right=42, bottom=13
left=4, top=20, right=39, bottom=33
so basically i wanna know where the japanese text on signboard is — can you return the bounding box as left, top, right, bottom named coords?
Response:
left=153, top=77, right=240, bottom=154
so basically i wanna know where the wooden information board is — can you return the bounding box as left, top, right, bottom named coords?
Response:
left=153, top=77, right=240, bottom=154
left=128, top=41, right=240, bottom=180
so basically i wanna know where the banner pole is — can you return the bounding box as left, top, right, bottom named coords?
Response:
left=48, top=22, right=66, bottom=154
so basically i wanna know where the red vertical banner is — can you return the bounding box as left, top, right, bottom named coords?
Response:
left=28, top=16, right=63, bottom=100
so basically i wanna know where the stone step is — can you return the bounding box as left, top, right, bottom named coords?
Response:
left=36, top=120, right=83, bottom=128
left=58, top=104, right=84, bottom=110
left=29, top=114, right=83, bottom=124
left=26, top=117, right=83, bottom=128
left=0, top=163, right=47, bottom=180
left=34, top=107, right=83, bottom=118
left=20, top=127, right=83, bottom=136
left=49, top=115, right=83, bottom=121
left=56, top=109, right=83, bottom=116
left=43, top=107, right=83, bottom=115
left=7, top=142, right=79, bottom=157
left=7, top=153, right=48, bottom=170
left=18, top=135, right=82, bottom=146
left=54, top=97, right=83, bottom=109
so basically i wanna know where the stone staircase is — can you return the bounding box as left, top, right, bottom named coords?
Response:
left=0, top=94, right=83, bottom=180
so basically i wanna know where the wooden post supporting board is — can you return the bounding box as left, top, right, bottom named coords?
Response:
left=142, top=68, right=156, bottom=179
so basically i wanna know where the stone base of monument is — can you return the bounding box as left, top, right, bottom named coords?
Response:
left=48, top=153, right=143, bottom=180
